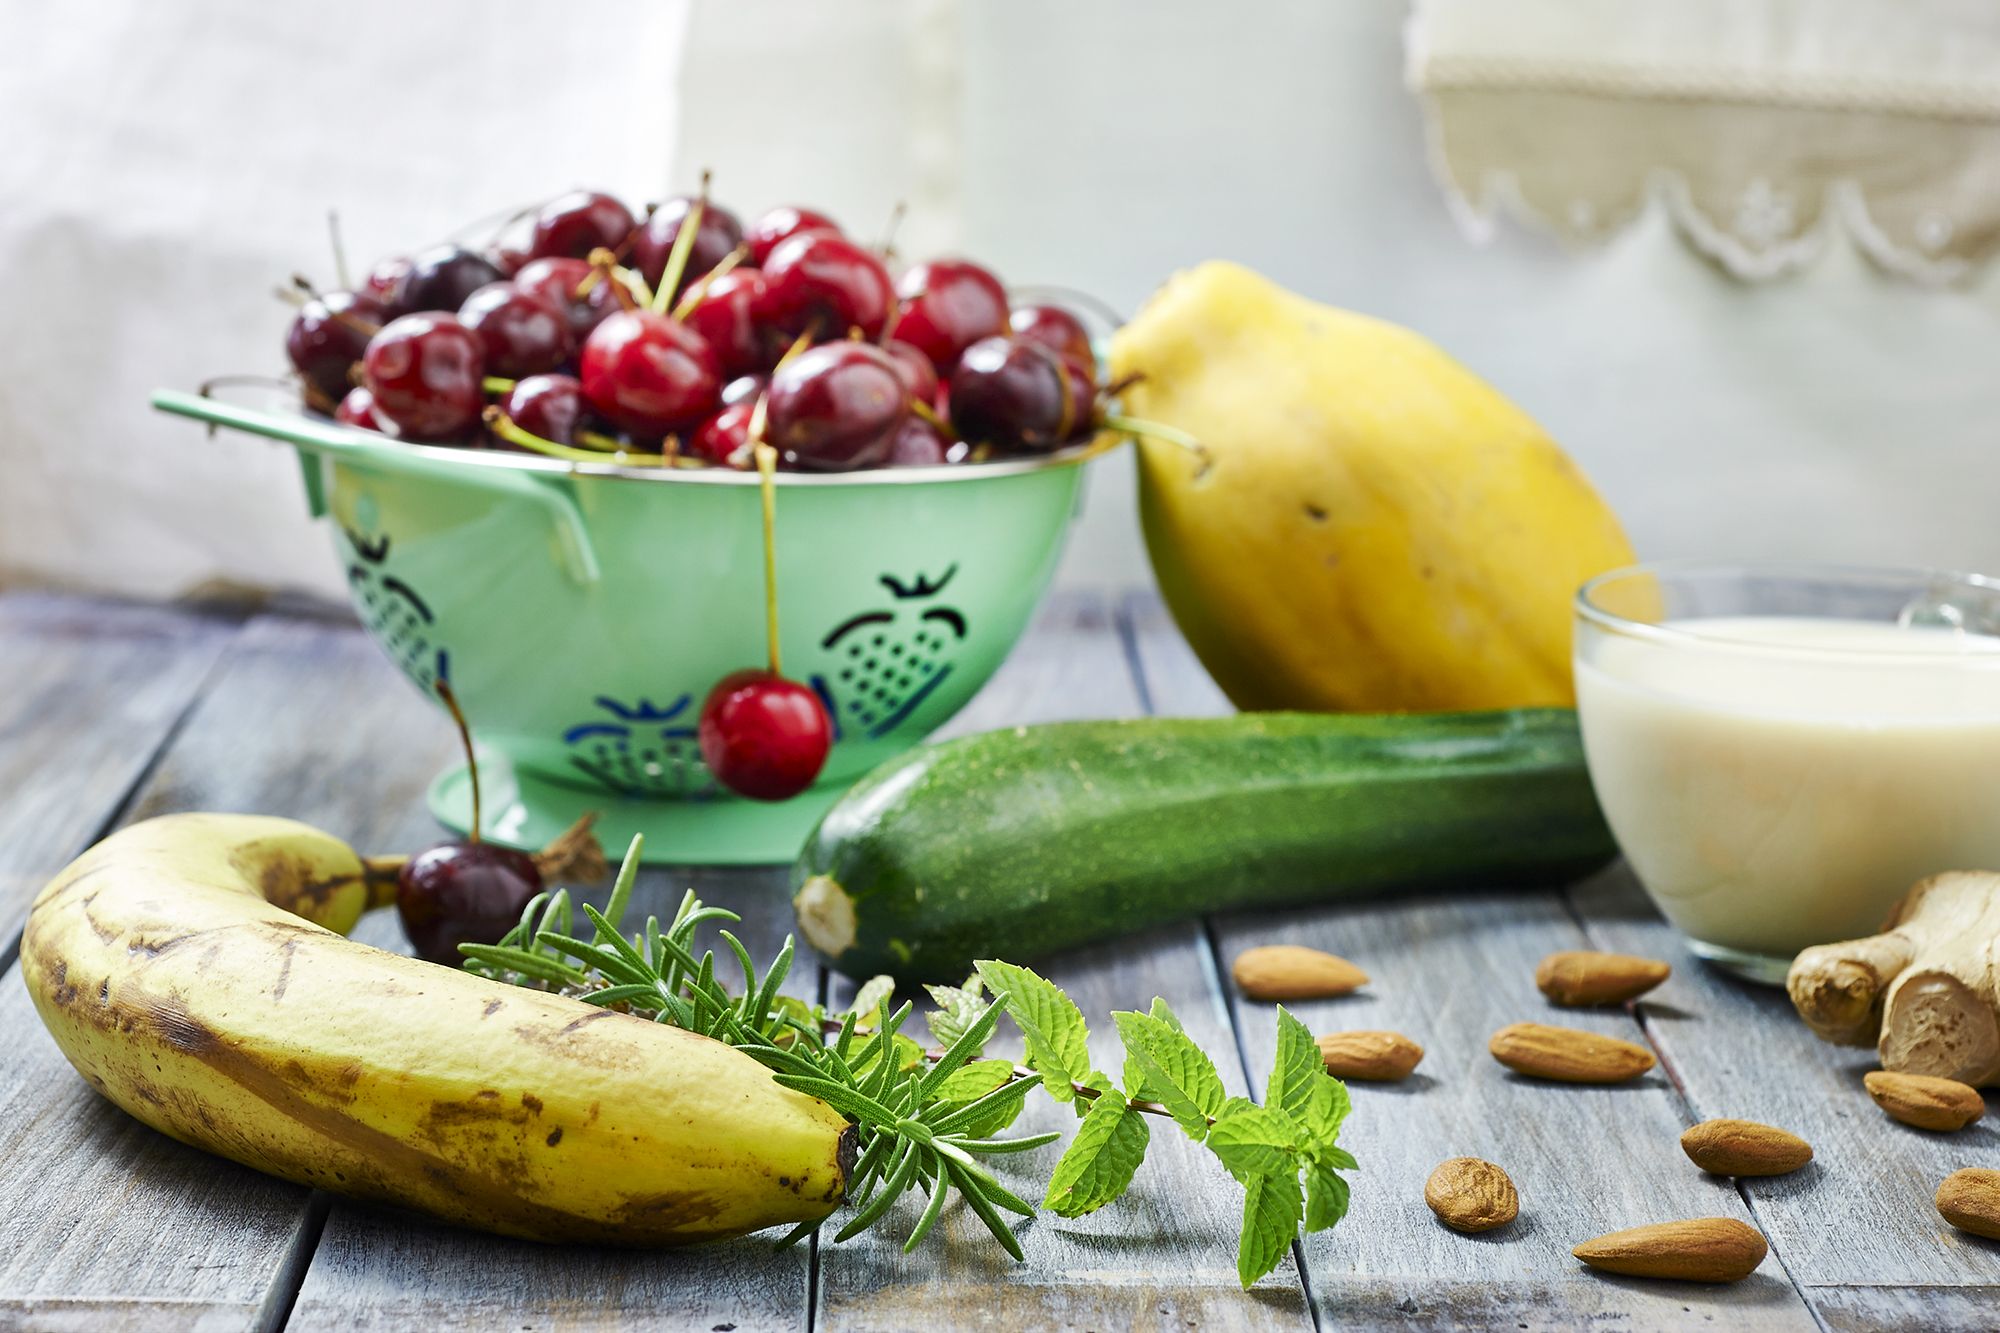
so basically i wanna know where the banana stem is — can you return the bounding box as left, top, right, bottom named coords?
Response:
left=361, top=855, right=407, bottom=908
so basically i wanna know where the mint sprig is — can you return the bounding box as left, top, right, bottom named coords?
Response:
left=461, top=836, right=1357, bottom=1287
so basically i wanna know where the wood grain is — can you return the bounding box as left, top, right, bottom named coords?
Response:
left=1123, top=594, right=1818, bottom=1329
left=814, top=591, right=1312, bottom=1331
left=1571, top=865, right=2000, bottom=1328
left=0, top=592, right=236, bottom=952
left=0, top=614, right=459, bottom=1330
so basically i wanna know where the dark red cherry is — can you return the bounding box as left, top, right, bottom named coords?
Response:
left=459, top=283, right=573, bottom=379
left=335, top=384, right=396, bottom=434
left=681, top=268, right=772, bottom=379
left=745, top=206, right=840, bottom=266
left=514, top=256, right=620, bottom=341
left=529, top=190, right=636, bottom=261
left=287, top=290, right=387, bottom=410
left=688, top=400, right=755, bottom=466
left=720, top=372, right=768, bottom=407
left=948, top=335, right=1097, bottom=452
left=892, top=259, right=1008, bottom=372
left=400, top=245, right=506, bottom=314
left=579, top=309, right=721, bottom=438
left=1008, top=304, right=1094, bottom=370
left=396, top=840, right=543, bottom=964
left=363, top=313, right=486, bottom=441
left=698, top=670, right=833, bottom=801
left=363, top=256, right=415, bottom=313
left=882, top=339, right=938, bottom=405
left=765, top=342, right=906, bottom=470
left=631, top=195, right=744, bottom=299
left=759, top=232, right=895, bottom=341
left=502, top=374, right=588, bottom=447
left=883, top=414, right=957, bottom=467
left=487, top=245, right=529, bottom=278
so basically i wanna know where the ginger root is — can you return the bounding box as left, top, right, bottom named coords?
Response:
left=1787, top=872, right=2000, bottom=1087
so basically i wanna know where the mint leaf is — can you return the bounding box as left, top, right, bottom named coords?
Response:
left=1302, top=1073, right=1351, bottom=1143
left=1149, top=996, right=1183, bottom=1032
left=924, top=983, right=988, bottom=1052
left=848, top=974, right=895, bottom=1028
left=1237, top=1171, right=1304, bottom=1288
left=1304, top=1162, right=1350, bottom=1232
left=1314, top=1144, right=1358, bottom=1172
left=1044, top=1093, right=1151, bottom=1217
left=934, top=1057, right=1013, bottom=1103
left=1114, top=1008, right=1227, bottom=1139
left=976, top=960, right=1093, bottom=1103
left=1267, top=1007, right=1323, bottom=1123
left=1206, top=1103, right=1303, bottom=1184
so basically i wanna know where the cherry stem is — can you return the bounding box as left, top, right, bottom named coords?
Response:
left=909, top=397, right=958, bottom=442
left=876, top=200, right=907, bottom=263
left=434, top=679, right=482, bottom=843
left=327, top=210, right=351, bottom=291
left=482, top=375, right=517, bottom=395
left=754, top=439, right=782, bottom=676
left=672, top=244, right=748, bottom=320
left=483, top=407, right=672, bottom=467
left=775, top=326, right=816, bottom=370
left=582, top=249, right=645, bottom=312
left=289, top=274, right=381, bottom=338
left=650, top=170, right=711, bottom=316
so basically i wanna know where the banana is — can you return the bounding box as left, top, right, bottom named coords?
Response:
left=19, top=813, right=853, bottom=1245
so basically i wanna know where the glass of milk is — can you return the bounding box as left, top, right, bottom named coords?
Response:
left=1574, top=562, right=2000, bottom=983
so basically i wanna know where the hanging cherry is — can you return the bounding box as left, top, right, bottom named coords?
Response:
left=698, top=440, right=833, bottom=800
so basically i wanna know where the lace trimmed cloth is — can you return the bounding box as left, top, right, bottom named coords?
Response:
left=1406, top=0, right=2000, bottom=283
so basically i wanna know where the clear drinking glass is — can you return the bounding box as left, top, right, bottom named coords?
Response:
left=1574, top=561, right=2000, bottom=983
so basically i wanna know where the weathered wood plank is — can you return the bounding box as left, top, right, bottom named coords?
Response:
left=0, top=614, right=459, bottom=1331
left=288, top=864, right=821, bottom=1333
left=1570, top=865, right=2000, bottom=1328
left=815, top=591, right=1312, bottom=1332
left=1121, top=592, right=1816, bottom=1329
left=0, top=592, right=238, bottom=951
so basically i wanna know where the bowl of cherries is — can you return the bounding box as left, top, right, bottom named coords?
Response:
left=154, top=183, right=1137, bottom=865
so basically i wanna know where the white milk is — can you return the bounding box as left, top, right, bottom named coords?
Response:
left=1576, top=616, right=2000, bottom=960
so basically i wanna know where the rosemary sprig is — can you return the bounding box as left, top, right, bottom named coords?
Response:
left=460, top=835, right=1356, bottom=1285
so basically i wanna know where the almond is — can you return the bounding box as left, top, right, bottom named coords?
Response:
left=1935, top=1168, right=2000, bottom=1240
left=1535, top=950, right=1670, bottom=1006
left=1316, top=1030, right=1424, bottom=1081
left=1573, top=1218, right=1766, bottom=1282
left=1679, top=1119, right=1813, bottom=1177
left=1864, top=1070, right=1986, bottom=1132
left=1232, top=945, right=1367, bottom=1001
left=1424, top=1157, right=1518, bottom=1233
left=1488, top=1022, right=1656, bottom=1083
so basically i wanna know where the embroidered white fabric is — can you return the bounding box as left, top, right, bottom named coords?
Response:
left=1407, top=0, right=2000, bottom=283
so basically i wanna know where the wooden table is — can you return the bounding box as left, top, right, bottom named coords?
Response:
left=0, top=588, right=1993, bottom=1332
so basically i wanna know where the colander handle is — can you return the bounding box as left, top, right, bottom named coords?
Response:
left=151, top=390, right=602, bottom=585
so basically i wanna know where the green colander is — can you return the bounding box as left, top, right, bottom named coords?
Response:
left=152, top=389, right=1101, bottom=863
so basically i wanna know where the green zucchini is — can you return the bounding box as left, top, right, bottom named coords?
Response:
left=791, top=709, right=1615, bottom=982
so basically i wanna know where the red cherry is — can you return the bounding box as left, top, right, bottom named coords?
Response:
left=363, top=256, right=415, bottom=314
left=892, top=259, right=1008, bottom=372
left=883, top=414, right=962, bottom=467
left=765, top=342, right=906, bottom=470
left=459, top=283, right=573, bottom=379
left=759, top=232, right=895, bottom=341
left=400, top=245, right=506, bottom=314
left=502, top=373, right=588, bottom=447
left=397, top=841, right=543, bottom=964
left=579, top=309, right=721, bottom=439
left=688, top=400, right=755, bottom=466
left=529, top=190, right=636, bottom=261
left=287, top=290, right=387, bottom=410
left=698, top=670, right=833, bottom=801
left=487, top=245, right=530, bottom=278
left=631, top=195, right=744, bottom=299
left=883, top=340, right=939, bottom=405
left=745, top=206, right=841, bottom=266
left=514, top=256, right=620, bottom=341
left=335, top=384, right=397, bottom=434
left=1008, top=304, right=1094, bottom=370
left=363, top=313, right=486, bottom=441
left=948, top=335, right=1097, bottom=452
left=720, top=372, right=768, bottom=406
left=681, top=268, right=773, bottom=379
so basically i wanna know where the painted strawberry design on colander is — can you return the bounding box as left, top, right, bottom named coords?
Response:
left=809, top=566, right=968, bottom=740
left=340, top=525, right=450, bottom=693
left=563, top=695, right=717, bottom=798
